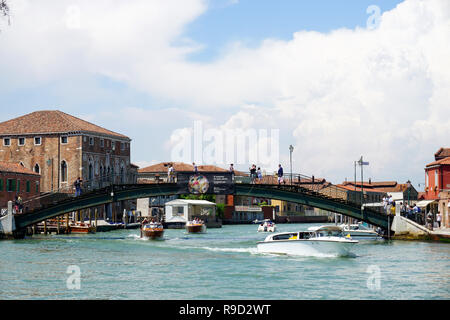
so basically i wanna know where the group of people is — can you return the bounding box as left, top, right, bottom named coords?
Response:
left=398, top=202, right=442, bottom=230
left=192, top=217, right=204, bottom=224
left=249, top=164, right=263, bottom=183
left=14, top=195, right=23, bottom=214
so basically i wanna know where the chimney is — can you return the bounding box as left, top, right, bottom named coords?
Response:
left=369, top=178, right=372, bottom=184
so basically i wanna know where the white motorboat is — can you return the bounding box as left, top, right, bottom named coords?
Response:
left=257, top=225, right=358, bottom=257
left=338, top=223, right=382, bottom=240
left=257, top=220, right=277, bottom=232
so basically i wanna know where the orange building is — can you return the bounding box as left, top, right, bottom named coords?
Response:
left=424, top=148, right=450, bottom=228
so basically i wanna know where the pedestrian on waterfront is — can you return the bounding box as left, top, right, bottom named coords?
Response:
left=74, top=177, right=83, bottom=197
left=436, top=211, right=442, bottom=228
left=277, top=164, right=284, bottom=185
left=426, top=211, right=433, bottom=230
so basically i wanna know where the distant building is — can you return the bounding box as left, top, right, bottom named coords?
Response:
left=0, top=161, right=40, bottom=211
left=0, top=110, right=135, bottom=220
left=340, top=180, right=418, bottom=204
left=424, top=147, right=450, bottom=228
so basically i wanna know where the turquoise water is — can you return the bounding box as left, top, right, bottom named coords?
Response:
left=0, top=223, right=449, bottom=300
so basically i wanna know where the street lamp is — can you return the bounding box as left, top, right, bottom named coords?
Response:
left=289, top=145, right=294, bottom=185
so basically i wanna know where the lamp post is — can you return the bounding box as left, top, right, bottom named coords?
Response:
left=357, top=156, right=369, bottom=221
left=289, top=145, right=294, bottom=185
left=406, top=180, right=411, bottom=206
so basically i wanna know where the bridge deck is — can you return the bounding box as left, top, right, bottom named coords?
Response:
left=13, top=182, right=391, bottom=230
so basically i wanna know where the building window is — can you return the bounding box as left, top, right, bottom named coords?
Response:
left=435, top=170, right=439, bottom=189
left=18, top=137, right=25, bottom=146
left=17, top=180, right=20, bottom=192
left=61, top=136, right=68, bottom=144
left=3, top=138, right=11, bottom=146
left=34, top=163, right=40, bottom=174
left=36, top=181, right=39, bottom=193
left=0, top=179, right=3, bottom=191
left=89, top=137, right=94, bottom=146
left=111, top=141, right=115, bottom=150
left=89, top=163, right=94, bottom=180
left=61, top=161, right=68, bottom=182
left=121, top=142, right=125, bottom=151
left=100, top=139, right=104, bottom=148
left=7, top=179, right=15, bottom=192
left=26, top=181, right=31, bottom=193
left=34, top=137, right=41, bottom=145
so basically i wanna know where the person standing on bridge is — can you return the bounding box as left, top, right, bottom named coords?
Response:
left=277, top=164, right=284, bottom=185
left=74, top=177, right=83, bottom=197
left=193, top=162, right=198, bottom=175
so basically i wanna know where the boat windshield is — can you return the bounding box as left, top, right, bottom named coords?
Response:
left=315, top=230, right=343, bottom=237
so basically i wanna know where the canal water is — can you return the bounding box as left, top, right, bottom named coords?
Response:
left=1, top=223, right=449, bottom=300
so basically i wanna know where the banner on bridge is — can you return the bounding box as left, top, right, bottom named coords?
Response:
left=176, top=172, right=235, bottom=195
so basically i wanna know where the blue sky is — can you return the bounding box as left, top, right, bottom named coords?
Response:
left=186, top=0, right=403, bottom=62
left=1, top=0, right=449, bottom=188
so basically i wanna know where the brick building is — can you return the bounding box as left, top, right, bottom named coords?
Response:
left=424, top=147, right=450, bottom=228
left=0, top=110, right=135, bottom=219
left=0, top=161, right=40, bottom=211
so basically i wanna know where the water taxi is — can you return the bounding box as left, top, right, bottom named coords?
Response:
left=257, top=219, right=277, bottom=232
left=69, top=222, right=96, bottom=234
left=141, top=222, right=164, bottom=239
left=257, top=225, right=358, bottom=257
left=338, top=224, right=382, bottom=240
left=185, top=220, right=207, bottom=233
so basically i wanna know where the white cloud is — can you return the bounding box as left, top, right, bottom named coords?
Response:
left=0, top=0, right=449, bottom=186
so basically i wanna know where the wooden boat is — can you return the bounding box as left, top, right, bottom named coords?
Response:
left=185, top=221, right=207, bottom=234
left=69, top=222, right=96, bottom=234
left=141, top=222, right=164, bottom=239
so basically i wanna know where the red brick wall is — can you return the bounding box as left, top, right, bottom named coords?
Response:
left=0, top=172, right=40, bottom=209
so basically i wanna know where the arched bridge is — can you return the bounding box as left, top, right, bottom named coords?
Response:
left=14, top=182, right=391, bottom=231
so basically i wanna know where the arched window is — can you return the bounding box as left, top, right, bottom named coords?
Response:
left=61, top=161, right=68, bottom=182
left=120, top=166, right=124, bottom=184
left=34, top=163, right=40, bottom=174
left=89, top=163, right=94, bottom=181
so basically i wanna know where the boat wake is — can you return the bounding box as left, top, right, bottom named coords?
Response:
left=197, top=246, right=259, bottom=255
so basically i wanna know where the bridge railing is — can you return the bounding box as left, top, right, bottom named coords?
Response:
left=235, top=171, right=386, bottom=215
left=19, top=173, right=134, bottom=215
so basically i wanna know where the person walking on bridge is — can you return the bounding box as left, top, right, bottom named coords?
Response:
left=74, top=177, right=83, bottom=197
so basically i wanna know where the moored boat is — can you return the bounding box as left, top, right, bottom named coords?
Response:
left=185, top=220, right=207, bottom=233
left=69, top=222, right=96, bottom=234
left=141, top=222, right=164, bottom=239
left=257, top=225, right=358, bottom=257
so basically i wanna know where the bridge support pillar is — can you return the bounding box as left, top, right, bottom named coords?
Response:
left=0, top=201, right=25, bottom=239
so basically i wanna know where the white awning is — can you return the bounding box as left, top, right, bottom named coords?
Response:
left=415, top=200, right=436, bottom=208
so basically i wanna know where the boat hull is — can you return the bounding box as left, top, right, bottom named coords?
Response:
left=257, top=239, right=356, bottom=257
left=69, top=225, right=96, bottom=234
left=186, top=224, right=206, bottom=233
left=142, top=229, right=164, bottom=239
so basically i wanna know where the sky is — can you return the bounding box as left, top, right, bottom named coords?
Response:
left=0, top=0, right=449, bottom=190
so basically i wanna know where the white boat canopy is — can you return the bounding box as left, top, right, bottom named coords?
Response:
left=415, top=200, right=437, bottom=208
